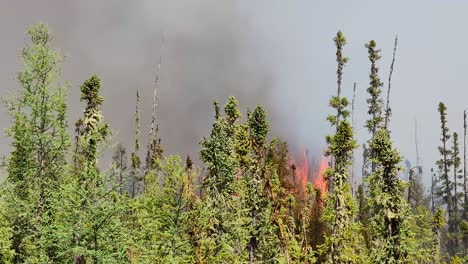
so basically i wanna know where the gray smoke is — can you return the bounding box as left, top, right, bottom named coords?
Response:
left=0, top=0, right=330, bottom=165
left=4, top=1, right=468, bottom=187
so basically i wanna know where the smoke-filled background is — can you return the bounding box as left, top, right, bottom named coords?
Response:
left=1, top=0, right=468, bottom=186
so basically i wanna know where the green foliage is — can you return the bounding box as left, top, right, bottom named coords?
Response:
left=321, top=121, right=365, bottom=264
left=130, top=90, right=142, bottom=198
left=224, top=96, right=241, bottom=126
left=2, top=22, right=464, bottom=264
left=320, top=31, right=366, bottom=264
left=197, top=97, right=249, bottom=263
left=248, top=106, right=269, bottom=146
left=265, top=139, right=303, bottom=263
left=405, top=206, right=434, bottom=263
left=433, top=207, right=446, bottom=263
left=327, top=31, right=350, bottom=127
left=244, top=105, right=285, bottom=263
left=367, top=129, right=410, bottom=263
left=364, top=40, right=384, bottom=138
left=0, top=197, right=14, bottom=263
left=130, top=156, right=195, bottom=263
left=436, top=102, right=459, bottom=256
left=357, top=184, right=371, bottom=250
left=51, top=75, right=128, bottom=263
left=3, top=22, right=70, bottom=262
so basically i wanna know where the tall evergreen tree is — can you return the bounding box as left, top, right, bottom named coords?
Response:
left=197, top=97, right=248, bottom=263
left=265, top=139, right=302, bottom=263
left=365, top=40, right=384, bottom=174
left=357, top=184, right=371, bottom=250
left=144, top=70, right=163, bottom=180
left=0, top=196, right=14, bottom=263
left=244, top=105, right=284, bottom=263
left=407, top=168, right=429, bottom=209
left=3, top=23, right=70, bottom=262
left=433, top=208, right=445, bottom=263
left=320, top=31, right=365, bottom=264
left=52, top=75, right=128, bottom=263
left=452, top=132, right=462, bottom=252
left=130, top=90, right=142, bottom=198
left=436, top=102, right=456, bottom=255
left=321, top=119, right=364, bottom=263
left=327, top=31, right=349, bottom=193
left=367, top=129, right=410, bottom=263
left=111, top=143, right=128, bottom=195
left=131, top=156, right=195, bottom=263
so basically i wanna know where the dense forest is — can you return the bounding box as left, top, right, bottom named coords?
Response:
left=0, top=23, right=467, bottom=264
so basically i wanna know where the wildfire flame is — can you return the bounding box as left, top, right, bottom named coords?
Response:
left=315, top=157, right=327, bottom=198
left=293, top=150, right=328, bottom=198
left=295, top=151, right=308, bottom=196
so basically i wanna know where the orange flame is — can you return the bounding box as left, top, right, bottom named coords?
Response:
left=295, top=151, right=309, bottom=196
left=293, top=150, right=328, bottom=198
left=314, top=157, right=328, bottom=198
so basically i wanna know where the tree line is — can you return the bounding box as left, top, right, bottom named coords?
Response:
left=0, top=23, right=466, bottom=263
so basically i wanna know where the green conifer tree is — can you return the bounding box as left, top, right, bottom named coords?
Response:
left=244, top=105, right=284, bottom=263
left=265, top=139, right=302, bottom=263
left=327, top=30, right=349, bottom=192
left=131, top=156, right=195, bottom=263
left=436, top=102, right=456, bottom=255
left=452, top=132, right=462, bottom=253
left=433, top=208, right=445, bottom=263
left=52, top=75, right=128, bottom=263
left=3, top=23, right=70, bottom=262
left=130, top=90, right=142, bottom=198
left=367, top=129, right=410, bottom=263
left=365, top=40, right=384, bottom=174
left=197, top=97, right=248, bottom=263
left=0, top=196, right=14, bottom=263
left=111, top=143, right=128, bottom=195
left=319, top=31, right=366, bottom=264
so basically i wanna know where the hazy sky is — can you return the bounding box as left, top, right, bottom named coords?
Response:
left=1, top=1, right=468, bottom=186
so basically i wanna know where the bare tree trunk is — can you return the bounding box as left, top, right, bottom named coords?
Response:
left=464, top=110, right=468, bottom=250
left=351, top=83, right=356, bottom=196
left=384, top=36, right=398, bottom=129
left=431, top=168, right=435, bottom=214
left=464, top=110, right=467, bottom=213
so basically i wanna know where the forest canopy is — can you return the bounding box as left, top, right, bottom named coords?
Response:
left=0, top=23, right=466, bottom=264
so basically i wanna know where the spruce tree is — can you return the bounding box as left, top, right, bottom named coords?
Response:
left=130, top=90, right=142, bottom=198
left=244, top=105, right=283, bottom=263
left=365, top=40, right=384, bottom=174
left=320, top=119, right=364, bottom=263
left=320, top=31, right=365, bottom=264
left=357, top=184, right=371, bottom=250
left=52, top=75, right=128, bottom=263
left=197, top=97, right=248, bottom=263
left=452, top=132, right=462, bottom=252
left=3, top=23, right=70, bottom=262
left=0, top=197, right=14, bottom=263
left=367, top=129, right=410, bottom=263
left=297, top=183, right=318, bottom=263
left=405, top=206, right=434, bottom=263
left=144, top=54, right=164, bottom=177
left=436, top=102, right=456, bottom=255
left=433, top=208, right=445, bottom=263
left=131, top=156, right=195, bottom=263
left=111, top=143, right=128, bottom=195
left=327, top=31, right=349, bottom=192
left=265, top=139, right=302, bottom=263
